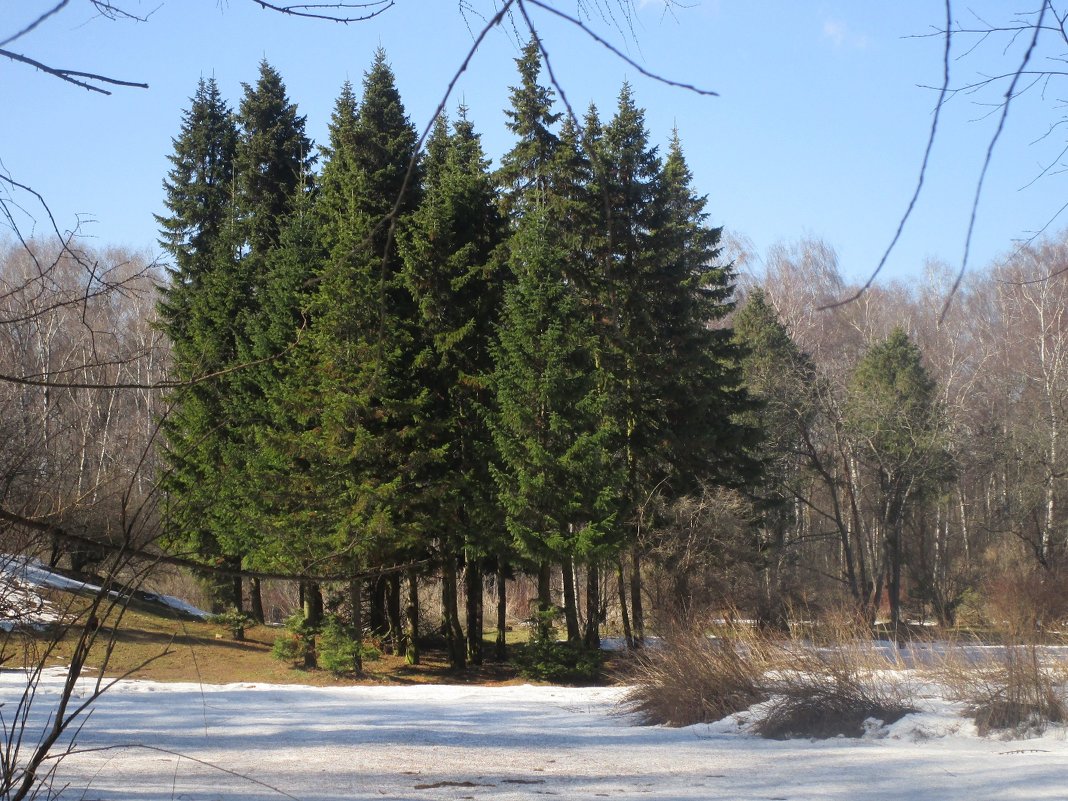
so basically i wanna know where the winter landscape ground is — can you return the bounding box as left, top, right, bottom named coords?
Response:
left=4, top=666, right=1065, bottom=801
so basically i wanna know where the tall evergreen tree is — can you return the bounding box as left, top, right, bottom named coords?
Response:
left=400, top=108, right=506, bottom=666
left=155, top=77, right=243, bottom=611
left=847, top=327, right=949, bottom=631
left=489, top=205, right=617, bottom=640
left=156, top=77, right=237, bottom=343
left=651, top=130, right=757, bottom=489
left=733, top=289, right=813, bottom=626
left=590, top=91, right=757, bottom=642
left=296, top=50, right=424, bottom=656
left=211, top=61, right=317, bottom=615
left=235, top=60, right=315, bottom=262
left=497, top=38, right=560, bottom=215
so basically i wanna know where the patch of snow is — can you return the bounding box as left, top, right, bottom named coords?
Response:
left=0, top=669, right=1065, bottom=800
left=0, top=554, right=210, bottom=622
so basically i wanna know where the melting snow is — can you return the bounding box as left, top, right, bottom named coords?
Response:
left=0, top=668, right=1062, bottom=800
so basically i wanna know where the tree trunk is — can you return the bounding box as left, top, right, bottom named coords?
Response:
left=629, top=545, right=644, bottom=646
left=441, top=557, right=466, bottom=670
left=302, top=580, right=322, bottom=669
left=495, top=558, right=508, bottom=661
left=249, top=577, right=265, bottom=624
left=561, top=558, right=581, bottom=643
left=465, top=561, right=483, bottom=665
left=404, top=569, right=420, bottom=665
left=536, top=561, right=553, bottom=640
left=369, top=577, right=388, bottom=643
left=583, top=563, right=600, bottom=649
left=616, top=556, right=634, bottom=650
left=349, top=577, right=363, bottom=674
left=387, top=573, right=402, bottom=654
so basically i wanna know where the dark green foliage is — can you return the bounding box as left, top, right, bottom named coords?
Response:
left=497, top=38, right=560, bottom=213
left=732, top=289, right=816, bottom=622
left=155, top=78, right=244, bottom=610
left=651, top=132, right=758, bottom=490
left=317, top=615, right=363, bottom=676
left=490, top=205, right=618, bottom=566
left=293, top=50, right=426, bottom=581
left=156, top=77, right=237, bottom=344
left=399, top=110, right=505, bottom=544
left=209, top=608, right=254, bottom=641
left=271, top=612, right=317, bottom=665
left=399, top=109, right=507, bottom=667
left=847, top=327, right=950, bottom=628
left=154, top=51, right=764, bottom=670
left=235, top=60, right=315, bottom=260
left=512, top=623, right=604, bottom=684
left=848, top=327, right=943, bottom=472
left=157, top=65, right=316, bottom=611
left=584, top=90, right=757, bottom=572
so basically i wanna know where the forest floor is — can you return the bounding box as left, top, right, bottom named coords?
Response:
left=22, top=601, right=603, bottom=687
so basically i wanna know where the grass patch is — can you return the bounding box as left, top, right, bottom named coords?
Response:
left=5, top=592, right=526, bottom=686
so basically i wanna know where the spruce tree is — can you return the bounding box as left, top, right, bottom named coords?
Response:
left=847, top=327, right=948, bottom=632
left=733, top=289, right=813, bottom=626
left=217, top=61, right=316, bottom=615
left=651, top=131, right=757, bottom=490
left=497, top=38, right=560, bottom=215
left=489, top=205, right=617, bottom=641
left=156, top=77, right=237, bottom=344
left=235, top=60, right=315, bottom=262
left=155, top=77, right=243, bottom=611
left=590, top=90, right=758, bottom=642
left=297, top=51, right=423, bottom=655
left=400, top=108, right=506, bottom=666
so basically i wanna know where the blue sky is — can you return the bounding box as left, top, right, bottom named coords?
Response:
left=2, top=1, right=1064, bottom=284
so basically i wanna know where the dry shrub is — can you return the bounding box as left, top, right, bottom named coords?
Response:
left=937, top=640, right=1067, bottom=737
left=929, top=560, right=1068, bottom=736
left=754, top=613, right=917, bottom=740
left=621, top=611, right=918, bottom=738
left=621, top=621, right=770, bottom=727
left=983, top=561, right=1068, bottom=637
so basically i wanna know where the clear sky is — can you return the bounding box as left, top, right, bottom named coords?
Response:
left=2, top=1, right=1064, bottom=285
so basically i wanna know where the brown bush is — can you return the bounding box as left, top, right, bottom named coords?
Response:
left=937, top=641, right=1067, bottom=737
left=753, top=620, right=917, bottom=740
left=620, top=621, right=770, bottom=727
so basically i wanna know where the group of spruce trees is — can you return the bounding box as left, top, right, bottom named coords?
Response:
left=155, top=42, right=756, bottom=670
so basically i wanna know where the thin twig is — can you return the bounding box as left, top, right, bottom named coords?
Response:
left=820, top=0, right=954, bottom=310
left=939, top=0, right=1049, bottom=322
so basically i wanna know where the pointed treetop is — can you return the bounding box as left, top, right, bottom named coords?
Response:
left=499, top=38, right=562, bottom=211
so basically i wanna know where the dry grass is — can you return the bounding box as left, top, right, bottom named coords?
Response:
left=1, top=591, right=528, bottom=687
left=622, top=613, right=918, bottom=738
left=936, top=641, right=1068, bottom=736
left=755, top=634, right=916, bottom=740
left=621, top=622, right=770, bottom=727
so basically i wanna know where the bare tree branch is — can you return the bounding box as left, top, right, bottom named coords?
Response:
left=524, top=0, right=719, bottom=97
left=0, top=1, right=69, bottom=48
left=0, top=47, right=148, bottom=95
left=821, top=0, right=955, bottom=311
left=939, top=0, right=1049, bottom=322
left=247, top=0, right=394, bottom=22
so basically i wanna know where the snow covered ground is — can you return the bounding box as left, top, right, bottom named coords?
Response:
left=3, top=668, right=1066, bottom=801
